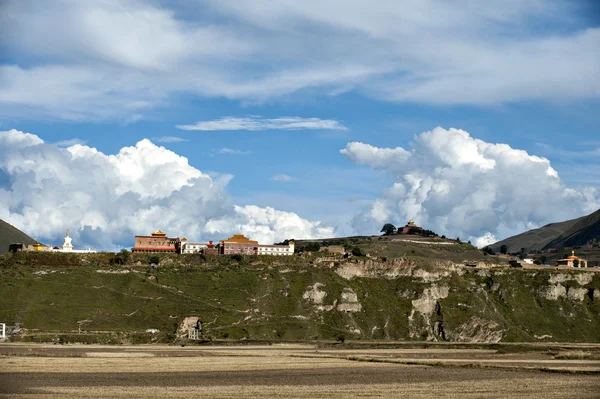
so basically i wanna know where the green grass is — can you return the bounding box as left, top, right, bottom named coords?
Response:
left=1, top=252, right=599, bottom=343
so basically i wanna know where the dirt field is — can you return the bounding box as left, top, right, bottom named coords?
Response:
left=1, top=343, right=599, bottom=398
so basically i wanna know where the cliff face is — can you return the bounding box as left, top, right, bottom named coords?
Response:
left=1, top=253, right=599, bottom=343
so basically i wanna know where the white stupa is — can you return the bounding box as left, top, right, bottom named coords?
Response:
left=52, top=229, right=97, bottom=253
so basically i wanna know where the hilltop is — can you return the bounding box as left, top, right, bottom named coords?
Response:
left=489, top=209, right=600, bottom=254
left=0, top=219, right=37, bottom=255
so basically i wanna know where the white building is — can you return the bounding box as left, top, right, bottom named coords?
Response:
left=257, top=241, right=295, bottom=256
left=181, top=238, right=209, bottom=254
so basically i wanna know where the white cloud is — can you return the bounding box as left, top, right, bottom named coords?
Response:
left=341, top=127, right=600, bottom=245
left=177, top=116, right=347, bottom=131
left=1, top=1, right=598, bottom=120
left=54, top=138, right=87, bottom=147
left=0, top=129, right=333, bottom=250
left=154, top=136, right=188, bottom=143
left=272, top=174, right=295, bottom=181
left=219, top=148, right=250, bottom=155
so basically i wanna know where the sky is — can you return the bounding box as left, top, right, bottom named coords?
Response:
left=0, top=0, right=599, bottom=250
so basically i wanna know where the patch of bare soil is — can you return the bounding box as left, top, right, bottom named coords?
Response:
left=1, top=344, right=599, bottom=398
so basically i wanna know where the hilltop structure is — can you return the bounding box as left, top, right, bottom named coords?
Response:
left=218, top=234, right=295, bottom=256
left=51, top=229, right=97, bottom=253
left=132, top=230, right=181, bottom=253
left=556, top=250, right=589, bottom=268
left=398, top=220, right=423, bottom=234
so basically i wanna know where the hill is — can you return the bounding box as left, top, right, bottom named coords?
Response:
left=1, top=250, right=599, bottom=344
left=543, top=209, right=600, bottom=250
left=489, top=209, right=599, bottom=254
left=0, top=219, right=37, bottom=255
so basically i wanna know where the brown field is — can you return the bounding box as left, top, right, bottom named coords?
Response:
left=1, top=343, right=599, bottom=398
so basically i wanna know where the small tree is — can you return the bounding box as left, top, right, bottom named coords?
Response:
left=305, top=242, right=321, bottom=252
left=351, top=247, right=366, bottom=257
left=500, top=245, right=508, bottom=254
left=380, top=223, right=397, bottom=235
left=540, top=255, right=547, bottom=264
left=456, top=237, right=461, bottom=243
left=149, top=255, right=160, bottom=265
left=482, top=247, right=494, bottom=255
left=120, top=249, right=131, bottom=264
left=573, top=259, right=580, bottom=268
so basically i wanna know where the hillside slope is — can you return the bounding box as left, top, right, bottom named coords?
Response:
left=543, top=209, right=600, bottom=250
left=1, top=252, right=598, bottom=344
left=0, top=219, right=37, bottom=255
left=489, top=210, right=600, bottom=253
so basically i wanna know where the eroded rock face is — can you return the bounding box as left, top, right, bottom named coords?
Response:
left=450, top=317, right=503, bottom=343
left=178, top=317, right=200, bottom=338
left=411, top=284, right=449, bottom=315
left=302, top=283, right=327, bottom=305
left=544, top=284, right=568, bottom=300
left=567, top=288, right=588, bottom=301
left=336, top=287, right=362, bottom=312
left=408, top=284, right=450, bottom=341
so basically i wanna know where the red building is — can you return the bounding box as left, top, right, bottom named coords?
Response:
left=132, top=229, right=181, bottom=253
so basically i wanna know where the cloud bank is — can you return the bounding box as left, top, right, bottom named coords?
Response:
left=1, top=1, right=598, bottom=121
left=177, top=116, right=347, bottom=131
left=0, top=129, right=333, bottom=250
left=341, top=127, right=600, bottom=247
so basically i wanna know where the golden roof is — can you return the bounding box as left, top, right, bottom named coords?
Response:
left=152, top=229, right=166, bottom=236
left=223, top=234, right=258, bottom=245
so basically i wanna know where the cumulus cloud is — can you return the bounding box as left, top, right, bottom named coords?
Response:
left=341, top=127, right=600, bottom=246
left=0, top=129, right=333, bottom=250
left=1, top=1, right=598, bottom=120
left=177, top=116, right=347, bottom=131
left=54, top=138, right=87, bottom=147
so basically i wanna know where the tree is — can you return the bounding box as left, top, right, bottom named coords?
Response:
left=305, top=242, right=321, bottom=252
left=120, top=249, right=131, bottom=264
left=482, top=247, right=494, bottom=255
left=456, top=237, right=461, bottom=243
left=540, top=255, right=547, bottom=264
left=500, top=245, right=508, bottom=254
left=573, top=259, right=580, bottom=268
left=380, top=223, right=396, bottom=235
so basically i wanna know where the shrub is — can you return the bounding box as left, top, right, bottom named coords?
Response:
left=148, top=255, right=160, bottom=265
left=305, top=242, right=321, bottom=252
left=351, top=247, right=366, bottom=257
left=231, top=254, right=243, bottom=262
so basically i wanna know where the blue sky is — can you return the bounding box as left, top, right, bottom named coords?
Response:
left=0, top=1, right=599, bottom=249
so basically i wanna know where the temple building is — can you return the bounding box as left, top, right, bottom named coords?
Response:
left=132, top=229, right=181, bottom=253
left=556, top=250, right=589, bottom=268
left=216, top=234, right=295, bottom=256
left=398, top=219, right=422, bottom=234
left=218, top=234, right=259, bottom=255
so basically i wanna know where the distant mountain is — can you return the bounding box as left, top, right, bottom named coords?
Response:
left=489, top=209, right=600, bottom=253
left=0, top=219, right=37, bottom=254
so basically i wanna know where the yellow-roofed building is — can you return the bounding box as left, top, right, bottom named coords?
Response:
left=556, top=250, right=588, bottom=268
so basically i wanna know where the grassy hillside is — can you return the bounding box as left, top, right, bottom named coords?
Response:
left=488, top=218, right=582, bottom=254
left=1, top=250, right=598, bottom=344
left=489, top=209, right=600, bottom=254
left=0, top=219, right=37, bottom=255
left=543, top=209, right=600, bottom=250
